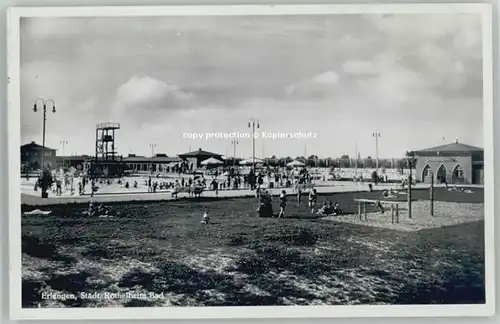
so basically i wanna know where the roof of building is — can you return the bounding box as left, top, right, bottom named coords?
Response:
left=55, top=155, right=92, bottom=161
left=21, top=141, right=57, bottom=151
left=415, top=141, right=483, bottom=154
left=123, top=156, right=182, bottom=163
left=178, top=148, right=223, bottom=157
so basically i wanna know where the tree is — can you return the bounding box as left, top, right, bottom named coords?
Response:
left=308, top=155, right=319, bottom=167
left=339, top=155, right=350, bottom=168
left=365, top=156, right=374, bottom=168
left=405, top=151, right=417, bottom=169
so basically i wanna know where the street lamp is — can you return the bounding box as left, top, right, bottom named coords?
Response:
left=248, top=119, right=260, bottom=174
left=33, top=98, right=56, bottom=173
left=60, top=140, right=68, bottom=169
left=231, top=139, right=239, bottom=166
left=372, top=132, right=380, bottom=169
left=149, top=143, right=156, bottom=157
left=149, top=143, right=156, bottom=173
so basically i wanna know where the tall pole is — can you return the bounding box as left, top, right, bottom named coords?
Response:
left=304, top=143, right=307, bottom=165
left=231, top=140, right=238, bottom=166
left=355, top=140, right=358, bottom=170
left=60, top=140, right=67, bottom=169
left=33, top=98, right=56, bottom=198
left=149, top=143, right=156, bottom=173
left=248, top=119, right=259, bottom=174
left=430, top=171, right=435, bottom=216
left=149, top=143, right=156, bottom=157
left=408, top=157, right=412, bottom=219
left=373, top=132, right=380, bottom=169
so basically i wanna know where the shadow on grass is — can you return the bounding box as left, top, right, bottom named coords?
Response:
left=118, top=260, right=315, bottom=306
left=81, top=243, right=160, bottom=262
left=231, top=244, right=335, bottom=279
left=22, top=234, right=78, bottom=264
left=23, top=272, right=96, bottom=308
left=391, top=267, right=485, bottom=304
left=22, top=280, right=44, bottom=307
left=226, top=226, right=319, bottom=248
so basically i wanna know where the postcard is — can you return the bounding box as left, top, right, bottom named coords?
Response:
left=7, top=3, right=494, bottom=320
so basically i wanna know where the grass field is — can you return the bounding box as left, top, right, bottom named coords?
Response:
left=21, top=188, right=485, bottom=307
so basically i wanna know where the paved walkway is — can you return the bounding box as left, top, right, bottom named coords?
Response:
left=20, top=182, right=446, bottom=206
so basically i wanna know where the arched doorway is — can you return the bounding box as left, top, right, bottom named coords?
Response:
left=421, top=164, right=432, bottom=183
left=436, top=164, right=447, bottom=183
left=452, top=164, right=465, bottom=184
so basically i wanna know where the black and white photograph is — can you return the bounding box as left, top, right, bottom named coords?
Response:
left=8, top=4, right=494, bottom=320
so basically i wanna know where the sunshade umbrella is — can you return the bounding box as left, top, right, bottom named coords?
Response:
left=200, top=157, right=224, bottom=165
left=287, top=160, right=305, bottom=167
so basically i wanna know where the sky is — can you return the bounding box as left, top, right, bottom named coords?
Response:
left=20, top=13, right=484, bottom=159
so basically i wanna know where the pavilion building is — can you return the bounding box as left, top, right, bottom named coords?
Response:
left=414, top=140, right=484, bottom=185
left=177, top=148, right=224, bottom=170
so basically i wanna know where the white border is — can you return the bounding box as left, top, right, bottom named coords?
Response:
left=7, top=4, right=495, bottom=320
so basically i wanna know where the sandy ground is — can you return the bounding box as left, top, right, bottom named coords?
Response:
left=324, top=201, right=484, bottom=231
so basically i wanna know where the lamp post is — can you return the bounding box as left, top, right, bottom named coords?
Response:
left=231, top=139, right=238, bottom=166
left=372, top=132, right=380, bottom=170
left=33, top=98, right=56, bottom=198
left=60, top=140, right=68, bottom=169
left=33, top=98, right=56, bottom=172
left=149, top=143, right=156, bottom=157
left=149, top=143, right=156, bottom=173
left=248, top=119, right=259, bottom=174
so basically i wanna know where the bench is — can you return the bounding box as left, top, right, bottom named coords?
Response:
left=353, top=198, right=403, bottom=224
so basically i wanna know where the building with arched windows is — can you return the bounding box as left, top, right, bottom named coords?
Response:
left=414, top=141, right=484, bottom=185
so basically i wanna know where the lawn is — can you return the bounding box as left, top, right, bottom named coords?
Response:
left=21, top=188, right=485, bottom=307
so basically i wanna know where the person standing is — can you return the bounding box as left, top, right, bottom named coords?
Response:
left=278, top=190, right=287, bottom=219
left=296, top=184, right=302, bottom=205
left=309, top=188, right=317, bottom=214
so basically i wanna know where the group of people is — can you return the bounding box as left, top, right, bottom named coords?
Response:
left=32, top=169, right=76, bottom=197
left=256, top=186, right=345, bottom=219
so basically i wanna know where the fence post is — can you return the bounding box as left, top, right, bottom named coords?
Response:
left=407, top=174, right=412, bottom=219
left=430, top=172, right=434, bottom=216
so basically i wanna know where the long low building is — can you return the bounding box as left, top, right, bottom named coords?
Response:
left=122, top=154, right=183, bottom=172
left=414, top=141, right=484, bottom=185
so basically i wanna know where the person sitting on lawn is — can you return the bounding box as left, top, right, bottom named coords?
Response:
left=317, top=202, right=333, bottom=215
left=317, top=202, right=328, bottom=214
left=201, top=209, right=210, bottom=224
left=382, top=188, right=397, bottom=198
left=333, top=202, right=344, bottom=215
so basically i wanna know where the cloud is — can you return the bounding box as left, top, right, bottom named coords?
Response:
left=342, top=60, right=380, bottom=75
left=19, top=14, right=484, bottom=157
left=112, top=77, right=194, bottom=117
left=285, top=70, right=340, bottom=97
